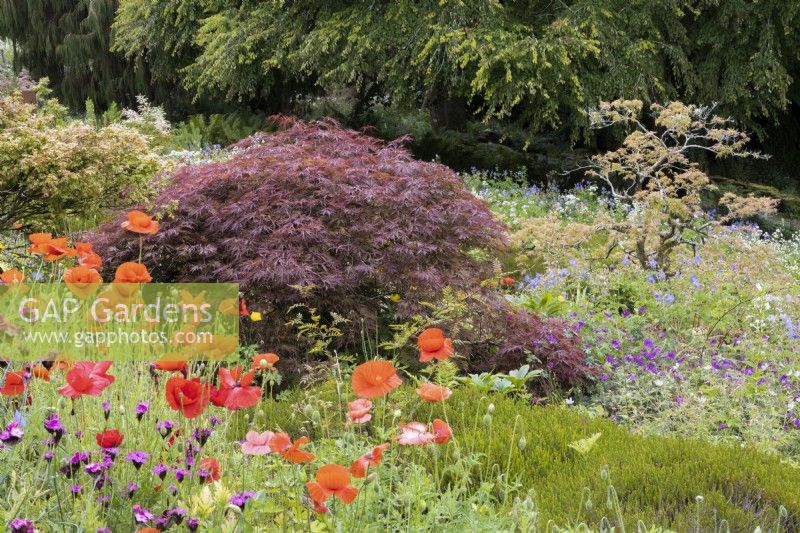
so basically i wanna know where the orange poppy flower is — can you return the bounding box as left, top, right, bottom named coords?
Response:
left=269, top=433, right=315, bottom=464
left=63, top=266, right=103, bottom=299
left=417, top=328, right=454, bottom=363
left=218, top=298, right=239, bottom=316
left=0, top=269, right=24, bottom=285
left=121, top=210, right=160, bottom=235
left=500, top=276, right=515, bottom=286
left=153, top=358, right=188, bottom=372
left=252, top=352, right=279, bottom=371
left=432, top=418, right=452, bottom=444
left=350, top=443, right=390, bottom=478
left=27, top=233, right=52, bottom=254
left=78, top=252, right=103, bottom=270
left=415, top=382, right=452, bottom=402
left=38, top=237, right=75, bottom=261
left=29, top=365, right=50, bottom=381
left=351, top=360, right=402, bottom=399
left=74, top=242, right=93, bottom=255
left=113, top=262, right=152, bottom=284
left=306, top=464, right=359, bottom=505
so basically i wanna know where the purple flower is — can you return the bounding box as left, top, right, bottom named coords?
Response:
left=167, top=507, right=187, bottom=525
left=44, top=415, right=65, bottom=444
left=127, top=482, right=140, bottom=497
left=0, top=422, right=24, bottom=444
left=193, top=428, right=212, bottom=446
left=126, top=451, right=149, bottom=469
left=156, top=420, right=174, bottom=438
left=152, top=463, right=169, bottom=480
left=187, top=517, right=200, bottom=532
left=132, top=504, right=153, bottom=523
left=43, top=451, right=54, bottom=462
left=84, top=461, right=109, bottom=476
left=96, top=496, right=110, bottom=508
left=230, top=491, right=255, bottom=510
left=102, top=401, right=110, bottom=420
left=8, top=518, right=35, bottom=533
left=135, top=402, right=149, bottom=421
left=173, top=467, right=189, bottom=482
left=209, top=415, right=223, bottom=427
left=68, top=484, right=81, bottom=496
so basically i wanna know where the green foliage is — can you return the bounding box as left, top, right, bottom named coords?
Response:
left=266, top=384, right=799, bottom=530
left=0, top=95, right=160, bottom=231
left=0, top=0, right=147, bottom=108
left=169, top=112, right=266, bottom=149
left=110, top=0, right=800, bottom=138
left=458, top=365, right=544, bottom=396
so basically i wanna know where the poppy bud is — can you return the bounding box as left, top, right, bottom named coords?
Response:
left=585, top=498, right=593, bottom=511
left=487, top=403, right=495, bottom=413
left=392, top=409, right=402, bottom=418
left=517, top=436, right=527, bottom=451
left=482, top=414, right=492, bottom=427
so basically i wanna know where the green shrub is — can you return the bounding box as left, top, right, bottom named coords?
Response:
left=169, top=111, right=266, bottom=149
left=0, top=95, right=160, bottom=231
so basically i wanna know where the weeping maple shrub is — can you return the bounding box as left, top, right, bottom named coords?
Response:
left=91, top=117, right=588, bottom=385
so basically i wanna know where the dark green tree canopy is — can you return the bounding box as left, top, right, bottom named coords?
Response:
left=3, top=0, right=799, bottom=137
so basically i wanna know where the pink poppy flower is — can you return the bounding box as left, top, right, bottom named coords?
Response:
left=394, top=422, right=434, bottom=445
left=241, top=431, right=275, bottom=455
left=346, top=399, right=373, bottom=425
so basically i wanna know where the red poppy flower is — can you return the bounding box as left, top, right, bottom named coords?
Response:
left=269, top=433, right=315, bottom=464
left=57, top=361, right=115, bottom=398
left=350, top=443, right=390, bottom=478
left=199, top=457, right=220, bottom=483
left=214, top=366, right=261, bottom=410
left=165, top=376, right=210, bottom=419
left=417, top=328, right=454, bottom=362
left=252, top=353, right=279, bottom=371
left=432, top=418, right=452, bottom=444
left=239, top=298, right=249, bottom=317
left=121, top=210, right=159, bottom=235
left=0, top=371, right=25, bottom=396
left=96, top=429, right=124, bottom=448
left=351, top=360, right=402, bottom=399
left=415, top=382, right=452, bottom=402
left=501, top=276, right=515, bottom=286
left=306, top=464, right=359, bottom=505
